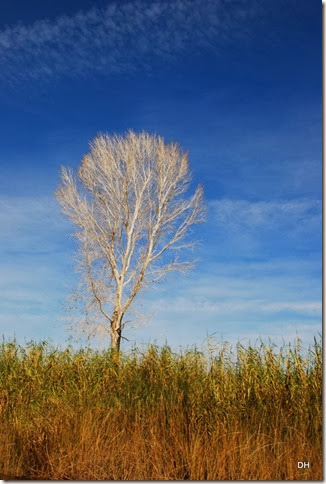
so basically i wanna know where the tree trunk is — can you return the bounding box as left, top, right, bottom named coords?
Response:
left=111, top=328, right=121, bottom=352
left=110, top=311, right=123, bottom=352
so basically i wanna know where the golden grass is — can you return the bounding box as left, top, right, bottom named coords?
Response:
left=0, top=337, right=322, bottom=480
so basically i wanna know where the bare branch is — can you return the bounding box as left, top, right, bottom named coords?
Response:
left=56, top=130, right=205, bottom=350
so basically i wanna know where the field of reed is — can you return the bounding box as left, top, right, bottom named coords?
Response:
left=0, top=337, right=322, bottom=480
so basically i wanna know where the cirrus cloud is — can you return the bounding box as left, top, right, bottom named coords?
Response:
left=0, top=0, right=259, bottom=83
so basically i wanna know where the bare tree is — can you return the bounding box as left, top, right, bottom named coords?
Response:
left=56, top=131, right=205, bottom=351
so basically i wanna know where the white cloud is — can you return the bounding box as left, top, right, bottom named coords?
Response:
left=146, top=295, right=321, bottom=316
left=0, top=195, right=70, bottom=253
left=204, top=198, right=321, bottom=256
left=209, top=198, right=321, bottom=230
left=0, top=0, right=258, bottom=83
left=130, top=263, right=321, bottom=349
left=0, top=195, right=321, bottom=350
left=0, top=195, right=76, bottom=343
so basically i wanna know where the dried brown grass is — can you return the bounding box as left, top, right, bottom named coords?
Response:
left=0, top=338, right=322, bottom=480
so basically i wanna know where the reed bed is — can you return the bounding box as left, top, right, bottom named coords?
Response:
left=0, top=337, right=322, bottom=480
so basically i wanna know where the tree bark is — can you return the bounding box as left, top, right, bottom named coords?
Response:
left=111, top=328, right=121, bottom=352
left=110, top=311, right=123, bottom=352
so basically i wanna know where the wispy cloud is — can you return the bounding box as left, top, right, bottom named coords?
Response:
left=144, top=280, right=321, bottom=318
left=0, top=196, right=321, bottom=349
left=0, top=0, right=258, bottom=83
left=0, top=195, right=75, bottom=343
left=150, top=297, right=321, bottom=316
left=209, top=198, right=321, bottom=230
left=131, top=267, right=321, bottom=349
left=204, top=198, right=321, bottom=256
left=0, top=195, right=70, bottom=253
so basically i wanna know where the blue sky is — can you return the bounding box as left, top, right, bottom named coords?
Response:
left=0, top=0, right=321, bottom=351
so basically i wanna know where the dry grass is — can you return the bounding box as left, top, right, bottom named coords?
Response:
left=0, top=337, right=322, bottom=480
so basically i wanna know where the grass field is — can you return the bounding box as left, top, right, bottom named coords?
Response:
left=0, top=337, right=322, bottom=480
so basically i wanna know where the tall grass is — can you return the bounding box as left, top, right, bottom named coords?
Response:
left=0, top=337, right=322, bottom=480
